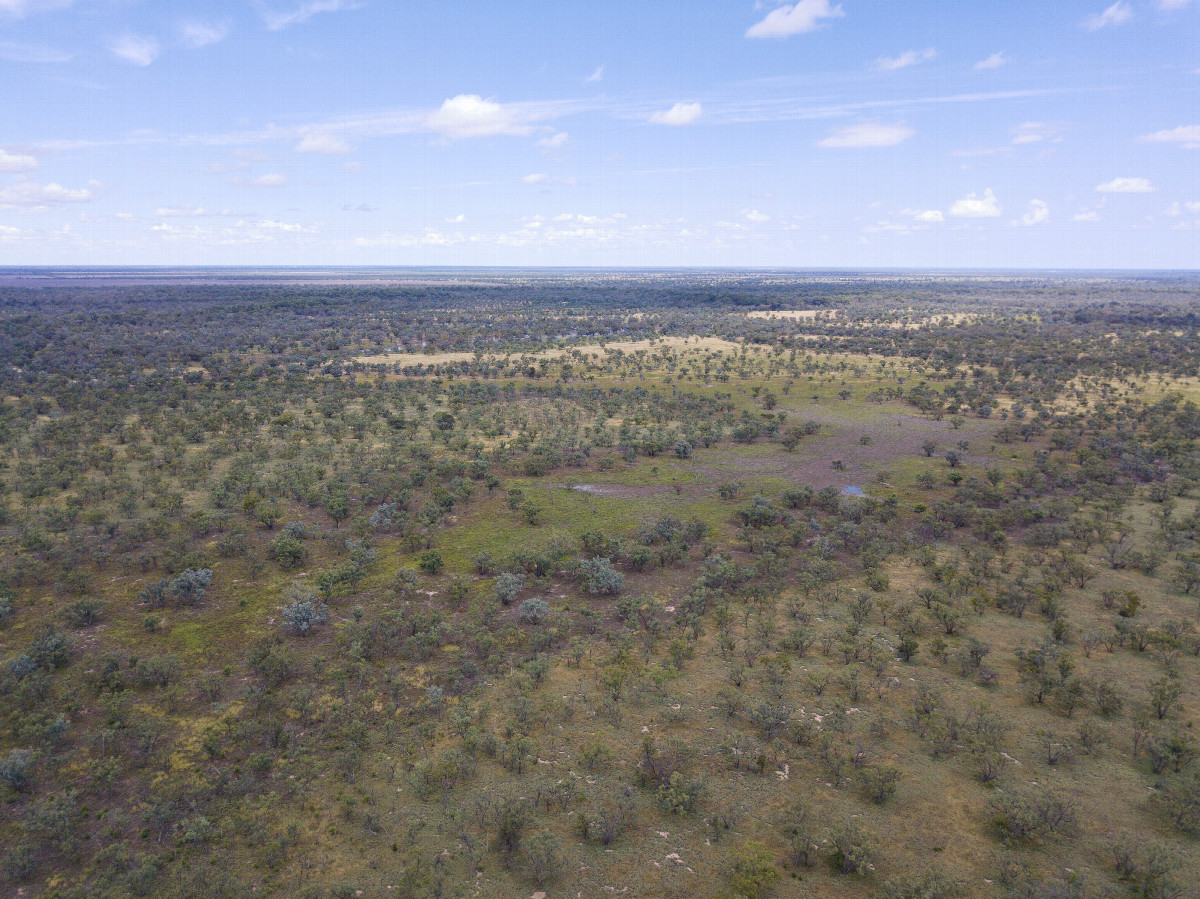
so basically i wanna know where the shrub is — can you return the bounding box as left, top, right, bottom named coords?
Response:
left=62, top=598, right=105, bottom=628
left=521, top=831, right=563, bottom=886
left=0, top=748, right=34, bottom=791
left=494, top=571, right=525, bottom=606
left=728, top=840, right=780, bottom=899
left=282, top=591, right=329, bottom=635
left=268, top=534, right=306, bottom=569
left=830, top=820, right=874, bottom=875
left=581, top=557, right=624, bottom=595
left=0, top=596, right=12, bottom=625
left=418, top=550, right=444, bottom=575
left=518, top=598, right=549, bottom=625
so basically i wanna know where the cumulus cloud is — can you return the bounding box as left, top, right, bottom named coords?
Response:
left=1018, top=199, right=1050, bottom=226
left=1084, top=2, right=1133, bottom=30
left=0, top=180, right=98, bottom=210
left=1138, top=125, right=1200, bottom=149
left=873, top=48, right=936, bottom=71
left=259, top=0, right=359, bottom=31
left=650, top=102, right=703, bottom=126
left=537, top=132, right=569, bottom=149
left=425, top=94, right=537, bottom=140
left=0, top=148, right=38, bottom=172
left=911, top=210, right=944, bottom=223
left=296, top=132, right=351, bottom=154
left=110, top=34, right=160, bottom=66
left=745, top=210, right=770, bottom=222
left=818, top=122, right=914, bottom=148
left=521, top=173, right=548, bottom=184
left=180, top=19, right=231, bottom=48
left=1074, top=210, right=1101, bottom=221
left=950, top=188, right=1002, bottom=217
left=746, top=0, right=844, bottom=38
left=974, top=52, right=1007, bottom=70
left=1096, top=177, right=1154, bottom=193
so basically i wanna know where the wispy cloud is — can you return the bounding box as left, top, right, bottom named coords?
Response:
left=537, top=132, right=569, bottom=149
left=258, top=0, right=359, bottom=32
left=746, top=0, right=844, bottom=38
left=818, top=122, right=914, bottom=148
left=974, top=52, right=1006, bottom=70
left=109, top=35, right=160, bottom=67
left=873, top=48, right=936, bottom=71
left=1096, top=177, right=1154, bottom=192
left=650, top=102, right=703, bottom=126
left=1084, top=2, right=1133, bottom=30
left=0, top=39, right=72, bottom=62
left=586, top=65, right=604, bottom=83
left=1138, top=125, right=1200, bottom=148
left=180, top=19, right=231, bottom=49
left=0, top=0, right=75, bottom=20
left=1011, top=121, right=1064, bottom=145
left=950, top=188, right=1002, bottom=217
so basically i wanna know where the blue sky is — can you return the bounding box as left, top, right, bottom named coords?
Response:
left=1, top=0, right=1198, bottom=267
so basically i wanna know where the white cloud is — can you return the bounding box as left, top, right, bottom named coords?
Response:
left=974, top=52, right=1007, bottom=70
left=537, top=132, right=569, bottom=149
left=586, top=65, right=604, bottom=83
left=425, top=94, right=538, bottom=140
left=446, top=214, right=466, bottom=223
left=0, top=148, right=38, bottom=172
left=156, top=205, right=208, bottom=217
left=1011, top=122, right=1061, bottom=144
left=1084, top=2, right=1133, bottom=30
left=180, top=19, right=231, bottom=48
left=296, top=132, right=351, bottom=154
left=250, top=173, right=287, bottom=187
left=950, top=188, right=1002, bottom=217
left=0, top=180, right=97, bottom=210
left=650, top=102, right=703, bottom=126
left=1159, top=0, right=1195, bottom=9
left=1074, top=210, right=1101, bottom=221
left=818, top=122, right=914, bottom=148
left=911, top=210, right=944, bottom=223
left=873, top=48, right=936, bottom=71
left=1018, top=199, right=1050, bottom=226
left=521, top=173, right=548, bottom=184
left=1096, top=177, right=1154, bottom=193
left=259, top=0, right=359, bottom=31
left=1138, top=125, right=1200, bottom=149
left=0, top=40, right=71, bottom=62
left=110, top=35, right=160, bottom=66
left=0, top=0, right=75, bottom=19
left=746, top=0, right=844, bottom=38
left=745, top=210, right=770, bottom=222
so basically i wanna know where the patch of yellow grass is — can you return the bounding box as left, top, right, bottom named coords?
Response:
left=355, top=335, right=747, bottom=366
left=745, top=309, right=835, bottom=320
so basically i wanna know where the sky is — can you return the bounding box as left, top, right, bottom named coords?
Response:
left=1, top=0, right=1198, bottom=268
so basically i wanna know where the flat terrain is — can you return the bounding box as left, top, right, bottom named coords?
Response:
left=1, top=271, right=1198, bottom=899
